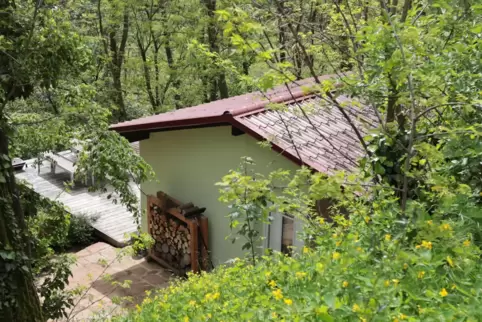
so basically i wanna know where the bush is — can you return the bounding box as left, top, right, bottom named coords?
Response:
left=117, top=222, right=482, bottom=321
left=66, top=214, right=97, bottom=248
left=116, top=167, right=482, bottom=321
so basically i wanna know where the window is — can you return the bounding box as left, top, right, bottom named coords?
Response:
left=281, top=216, right=294, bottom=255
left=266, top=212, right=300, bottom=255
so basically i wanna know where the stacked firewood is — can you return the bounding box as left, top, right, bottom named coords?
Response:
left=150, top=206, right=192, bottom=269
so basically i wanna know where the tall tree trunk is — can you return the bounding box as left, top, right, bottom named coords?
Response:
left=0, top=120, right=43, bottom=322
left=97, top=0, right=129, bottom=121
left=165, top=38, right=182, bottom=109
left=137, top=38, right=156, bottom=112
left=154, top=44, right=161, bottom=108
left=203, top=0, right=229, bottom=100
left=218, top=73, right=229, bottom=99
left=278, top=1, right=287, bottom=63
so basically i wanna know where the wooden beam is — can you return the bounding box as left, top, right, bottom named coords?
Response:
left=199, top=216, right=209, bottom=270
left=231, top=126, right=245, bottom=136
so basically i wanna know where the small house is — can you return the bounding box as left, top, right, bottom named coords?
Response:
left=111, top=75, right=373, bottom=267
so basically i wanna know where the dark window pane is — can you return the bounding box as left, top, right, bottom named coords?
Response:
left=281, top=216, right=294, bottom=255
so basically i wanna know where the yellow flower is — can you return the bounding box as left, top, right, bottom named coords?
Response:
left=451, top=284, right=457, bottom=290
left=272, top=288, right=283, bottom=300
left=189, top=300, right=196, bottom=306
left=440, top=223, right=452, bottom=231
left=316, top=263, right=324, bottom=272
left=284, top=298, right=293, bottom=305
left=268, top=280, right=277, bottom=288
left=318, top=218, right=325, bottom=225
left=393, top=319, right=399, bottom=322
left=403, top=263, right=409, bottom=270
left=296, top=272, right=307, bottom=279
left=421, top=240, right=432, bottom=250
left=385, top=234, right=392, bottom=241
left=184, top=317, right=189, bottom=322
left=418, top=271, right=425, bottom=279
left=272, top=312, right=278, bottom=318
left=332, top=252, right=341, bottom=260
left=205, top=292, right=220, bottom=301
left=426, top=220, right=433, bottom=225
left=364, top=216, right=370, bottom=223
left=360, top=318, right=367, bottom=322
left=392, top=279, right=400, bottom=286
left=343, top=281, right=349, bottom=288
left=265, top=271, right=272, bottom=278
left=446, top=256, right=454, bottom=268
left=336, top=240, right=342, bottom=246
left=415, top=245, right=421, bottom=249
left=352, top=304, right=361, bottom=312
left=303, top=246, right=310, bottom=254
left=332, top=233, right=338, bottom=239
left=356, top=247, right=363, bottom=252
left=440, top=288, right=448, bottom=297
left=399, top=313, right=408, bottom=320
left=136, top=304, right=142, bottom=312
left=384, top=280, right=390, bottom=287
left=463, top=240, right=471, bottom=247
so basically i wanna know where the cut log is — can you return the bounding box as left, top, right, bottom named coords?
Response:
left=162, top=243, right=169, bottom=253
left=180, top=254, right=191, bottom=267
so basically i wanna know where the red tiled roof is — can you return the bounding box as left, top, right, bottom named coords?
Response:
left=111, top=75, right=375, bottom=173
left=110, top=76, right=331, bottom=133
left=236, top=96, right=375, bottom=173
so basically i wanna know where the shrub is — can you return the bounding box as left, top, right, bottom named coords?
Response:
left=115, top=176, right=482, bottom=321
left=66, top=214, right=97, bottom=248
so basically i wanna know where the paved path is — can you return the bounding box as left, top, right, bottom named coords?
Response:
left=15, top=159, right=140, bottom=246
left=64, top=242, right=172, bottom=321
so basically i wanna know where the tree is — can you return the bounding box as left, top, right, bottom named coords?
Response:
left=0, top=1, right=86, bottom=320
left=0, top=1, right=154, bottom=320
left=97, top=0, right=130, bottom=121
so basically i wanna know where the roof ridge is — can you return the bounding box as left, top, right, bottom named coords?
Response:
left=229, top=88, right=312, bottom=117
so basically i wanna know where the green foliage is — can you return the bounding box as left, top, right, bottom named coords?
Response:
left=77, top=131, right=155, bottom=229
left=21, top=185, right=78, bottom=320
left=216, top=157, right=275, bottom=264
left=115, top=2, right=482, bottom=321
left=117, top=162, right=482, bottom=321
left=66, top=215, right=97, bottom=248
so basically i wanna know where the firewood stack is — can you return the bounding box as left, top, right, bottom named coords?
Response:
left=150, top=205, right=192, bottom=269
left=147, top=192, right=209, bottom=274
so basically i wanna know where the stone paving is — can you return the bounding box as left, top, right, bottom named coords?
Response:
left=63, top=242, right=173, bottom=321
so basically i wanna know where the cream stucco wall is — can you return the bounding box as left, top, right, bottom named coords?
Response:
left=139, top=126, right=298, bottom=265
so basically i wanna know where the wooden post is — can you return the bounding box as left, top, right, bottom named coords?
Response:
left=189, top=221, right=199, bottom=273
left=199, top=216, right=209, bottom=270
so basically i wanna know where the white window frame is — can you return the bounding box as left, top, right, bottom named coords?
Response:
left=264, top=212, right=304, bottom=254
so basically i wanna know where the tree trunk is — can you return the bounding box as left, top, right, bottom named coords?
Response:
left=218, top=73, right=229, bottom=99
left=203, top=0, right=229, bottom=100
left=98, top=0, right=129, bottom=121
left=154, top=44, right=161, bottom=108
left=137, top=38, right=156, bottom=112
left=165, top=38, right=182, bottom=109
left=0, top=121, right=43, bottom=322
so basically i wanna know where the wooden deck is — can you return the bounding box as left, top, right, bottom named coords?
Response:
left=15, top=158, right=139, bottom=247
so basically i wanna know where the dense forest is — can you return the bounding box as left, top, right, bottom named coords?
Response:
left=2, top=0, right=482, bottom=320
